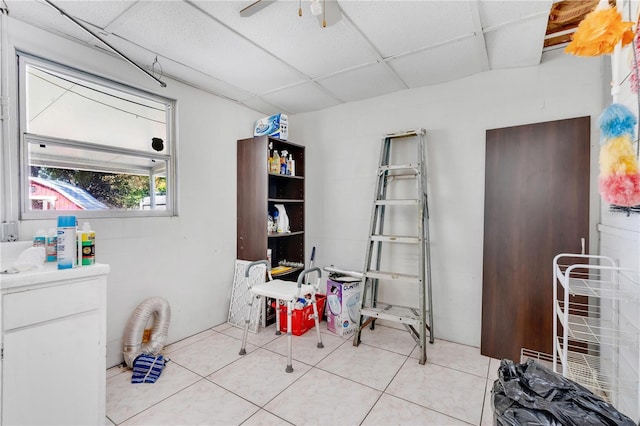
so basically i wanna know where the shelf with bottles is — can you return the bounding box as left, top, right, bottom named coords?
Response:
left=268, top=138, right=304, bottom=178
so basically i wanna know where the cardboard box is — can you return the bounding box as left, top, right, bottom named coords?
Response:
left=276, top=294, right=326, bottom=336
left=253, top=113, right=288, bottom=140
left=326, top=277, right=361, bottom=337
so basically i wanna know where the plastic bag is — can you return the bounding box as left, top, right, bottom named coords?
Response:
left=492, top=359, right=636, bottom=426
left=13, top=247, right=45, bottom=272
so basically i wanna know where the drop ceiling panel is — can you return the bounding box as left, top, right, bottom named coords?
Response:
left=388, top=35, right=484, bottom=88
left=338, top=1, right=476, bottom=58
left=6, top=0, right=556, bottom=115
left=105, top=1, right=305, bottom=95
left=479, top=0, right=552, bottom=29
left=195, top=1, right=378, bottom=79
left=485, top=15, right=548, bottom=69
left=5, top=0, right=100, bottom=45
left=317, top=62, right=406, bottom=103
left=47, top=0, right=136, bottom=28
left=241, top=97, right=285, bottom=116
left=147, top=57, right=254, bottom=102
left=90, top=32, right=253, bottom=102
left=261, top=82, right=340, bottom=113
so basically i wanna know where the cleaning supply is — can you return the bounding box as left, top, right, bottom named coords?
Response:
left=57, top=215, right=77, bottom=269
left=288, top=154, right=295, bottom=176
left=272, top=150, right=280, bottom=174
left=80, top=222, right=96, bottom=265
left=280, top=150, right=288, bottom=175
left=253, top=113, right=288, bottom=140
left=274, top=204, right=290, bottom=233
left=32, top=229, right=46, bottom=249
left=45, top=228, right=57, bottom=262
left=76, top=226, right=84, bottom=267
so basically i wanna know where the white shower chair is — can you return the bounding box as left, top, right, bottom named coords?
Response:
left=239, top=260, right=324, bottom=372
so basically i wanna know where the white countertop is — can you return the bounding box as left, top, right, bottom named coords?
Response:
left=0, top=262, right=110, bottom=291
left=0, top=241, right=109, bottom=291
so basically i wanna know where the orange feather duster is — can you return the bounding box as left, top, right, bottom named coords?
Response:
left=565, top=2, right=634, bottom=56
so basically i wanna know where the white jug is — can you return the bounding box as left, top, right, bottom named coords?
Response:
left=274, top=204, right=290, bottom=233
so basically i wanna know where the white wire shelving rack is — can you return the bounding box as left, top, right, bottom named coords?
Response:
left=553, top=253, right=640, bottom=421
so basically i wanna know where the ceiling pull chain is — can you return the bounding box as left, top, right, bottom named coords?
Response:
left=298, top=0, right=302, bottom=17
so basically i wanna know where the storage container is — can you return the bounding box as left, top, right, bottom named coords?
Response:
left=275, top=294, right=325, bottom=336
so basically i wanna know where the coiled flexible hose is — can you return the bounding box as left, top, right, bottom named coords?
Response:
left=122, top=297, right=171, bottom=368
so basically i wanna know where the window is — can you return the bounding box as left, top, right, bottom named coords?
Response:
left=18, top=53, right=176, bottom=219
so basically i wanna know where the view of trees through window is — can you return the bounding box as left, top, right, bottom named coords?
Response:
left=32, top=166, right=166, bottom=210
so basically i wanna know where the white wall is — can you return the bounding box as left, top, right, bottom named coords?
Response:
left=0, top=15, right=620, bottom=363
left=601, top=3, right=640, bottom=273
left=1, top=17, right=263, bottom=367
left=291, top=49, right=608, bottom=348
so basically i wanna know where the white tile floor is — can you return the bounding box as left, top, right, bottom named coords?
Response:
left=106, top=323, right=500, bottom=425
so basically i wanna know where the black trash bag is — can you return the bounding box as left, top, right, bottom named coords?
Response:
left=492, top=359, right=636, bottom=426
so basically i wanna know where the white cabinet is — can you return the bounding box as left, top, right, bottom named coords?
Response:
left=0, top=263, right=109, bottom=425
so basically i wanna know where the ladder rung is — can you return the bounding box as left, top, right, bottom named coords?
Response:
left=385, top=128, right=426, bottom=139
left=386, top=175, right=418, bottom=181
left=360, top=306, right=422, bottom=326
left=365, top=270, right=420, bottom=283
left=370, top=235, right=420, bottom=244
left=379, top=164, right=420, bottom=173
left=375, top=199, right=419, bottom=206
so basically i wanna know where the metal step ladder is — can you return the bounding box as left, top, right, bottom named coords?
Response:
left=353, top=128, right=434, bottom=365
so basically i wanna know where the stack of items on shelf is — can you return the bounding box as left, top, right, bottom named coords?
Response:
left=268, top=148, right=295, bottom=176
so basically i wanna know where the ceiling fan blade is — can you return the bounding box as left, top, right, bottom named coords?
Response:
left=316, top=0, right=342, bottom=28
left=240, top=0, right=277, bottom=17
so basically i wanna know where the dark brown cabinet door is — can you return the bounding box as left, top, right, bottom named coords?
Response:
left=481, top=117, right=590, bottom=361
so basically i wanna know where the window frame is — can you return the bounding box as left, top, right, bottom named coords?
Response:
left=17, top=52, right=177, bottom=220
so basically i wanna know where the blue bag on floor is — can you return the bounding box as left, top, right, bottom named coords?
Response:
left=131, top=354, right=166, bottom=384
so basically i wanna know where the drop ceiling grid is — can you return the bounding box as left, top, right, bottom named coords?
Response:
left=195, top=1, right=379, bottom=79
left=339, top=0, right=477, bottom=58
left=316, top=62, right=406, bottom=103
left=260, top=81, right=341, bottom=113
left=6, top=0, right=99, bottom=46
left=388, top=35, right=485, bottom=88
left=98, top=30, right=257, bottom=103
left=47, top=0, right=135, bottom=28
left=149, top=56, right=255, bottom=102
left=104, top=1, right=306, bottom=95
left=240, top=96, right=286, bottom=116
left=478, top=0, right=552, bottom=29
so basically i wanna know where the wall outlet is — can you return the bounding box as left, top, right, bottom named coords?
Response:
left=1, top=222, right=19, bottom=242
